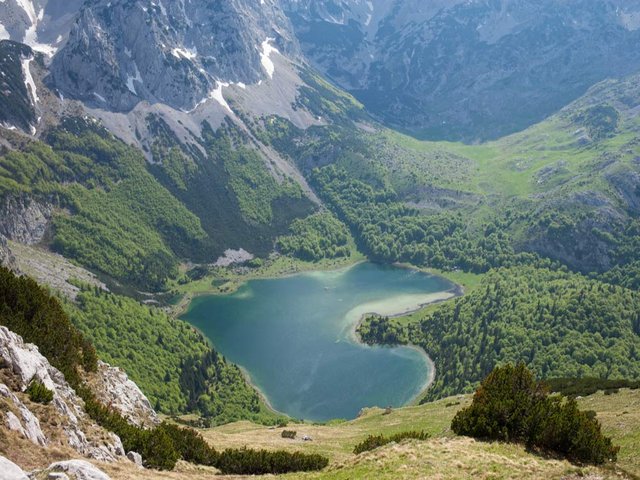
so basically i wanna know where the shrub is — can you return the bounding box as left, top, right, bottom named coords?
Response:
left=26, top=380, right=54, bottom=404
left=281, top=430, right=296, bottom=439
left=158, top=422, right=217, bottom=466
left=215, top=447, right=329, bottom=475
left=353, top=431, right=430, bottom=454
left=140, top=427, right=180, bottom=471
left=452, top=363, right=619, bottom=465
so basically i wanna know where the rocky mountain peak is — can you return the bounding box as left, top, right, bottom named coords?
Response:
left=283, top=0, right=640, bottom=141
left=49, top=0, right=300, bottom=112
left=0, top=0, right=84, bottom=56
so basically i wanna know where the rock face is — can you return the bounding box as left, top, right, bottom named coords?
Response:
left=0, top=0, right=84, bottom=57
left=0, top=41, right=38, bottom=132
left=283, top=0, right=640, bottom=141
left=50, top=0, right=299, bottom=112
left=0, top=234, right=17, bottom=271
left=0, top=196, right=52, bottom=245
left=0, top=327, right=124, bottom=462
left=0, top=383, right=47, bottom=446
left=90, top=361, right=159, bottom=428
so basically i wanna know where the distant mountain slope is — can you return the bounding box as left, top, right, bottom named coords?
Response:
left=283, top=0, right=640, bottom=141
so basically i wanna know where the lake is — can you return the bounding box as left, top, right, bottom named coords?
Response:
left=181, top=262, right=455, bottom=422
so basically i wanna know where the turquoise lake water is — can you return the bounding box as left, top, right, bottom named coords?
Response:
left=181, top=262, right=454, bottom=422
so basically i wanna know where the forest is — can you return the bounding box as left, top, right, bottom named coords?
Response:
left=65, top=285, right=286, bottom=426
left=358, top=265, right=640, bottom=401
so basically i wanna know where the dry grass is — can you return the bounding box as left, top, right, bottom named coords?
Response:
left=577, top=389, right=640, bottom=477
left=3, top=388, right=639, bottom=479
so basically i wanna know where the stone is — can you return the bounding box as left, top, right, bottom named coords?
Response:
left=92, top=361, right=158, bottom=427
left=47, top=473, right=70, bottom=480
left=0, top=328, right=123, bottom=461
left=0, top=455, right=29, bottom=480
left=42, top=461, right=110, bottom=480
left=126, top=451, right=143, bottom=468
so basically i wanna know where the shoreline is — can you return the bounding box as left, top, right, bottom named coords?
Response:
left=348, top=285, right=463, bottom=407
left=178, top=261, right=464, bottom=422
left=171, top=257, right=366, bottom=319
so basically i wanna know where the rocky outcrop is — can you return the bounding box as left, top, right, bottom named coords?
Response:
left=35, top=460, right=111, bottom=480
left=0, top=383, right=47, bottom=446
left=89, top=361, right=158, bottom=428
left=0, top=41, right=37, bottom=133
left=0, top=233, right=17, bottom=271
left=0, top=196, right=52, bottom=245
left=50, top=0, right=299, bottom=113
left=0, top=327, right=124, bottom=462
left=0, top=455, right=29, bottom=480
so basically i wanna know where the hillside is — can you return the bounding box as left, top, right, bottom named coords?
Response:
left=1, top=1, right=640, bottom=478
left=283, top=0, right=640, bottom=141
left=85, top=388, right=639, bottom=479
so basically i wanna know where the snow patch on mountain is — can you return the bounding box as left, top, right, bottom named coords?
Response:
left=260, top=38, right=279, bottom=79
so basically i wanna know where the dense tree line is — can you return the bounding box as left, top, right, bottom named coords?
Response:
left=544, top=377, right=640, bottom=398
left=0, top=266, right=97, bottom=386
left=276, top=212, right=351, bottom=261
left=66, top=286, right=286, bottom=426
left=312, top=166, right=537, bottom=273
left=358, top=266, right=640, bottom=401
left=452, top=364, right=618, bottom=465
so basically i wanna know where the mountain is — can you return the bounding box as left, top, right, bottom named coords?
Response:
left=0, top=0, right=335, bottom=290
left=283, top=0, right=640, bottom=141
left=1, top=0, right=640, bottom=477
left=50, top=0, right=299, bottom=112
left=0, top=0, right=83, bottom=56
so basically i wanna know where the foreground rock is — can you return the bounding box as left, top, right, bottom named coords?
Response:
left=0, top=327, right=124, bottom=461
left=89, top=361, right=159, bottom=428
left=0, top=455, right=29, bottom=480
left=34, top=460, right=111, bottom=480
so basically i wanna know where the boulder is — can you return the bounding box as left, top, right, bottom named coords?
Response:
left=0, top=456, right=29, bottom=480
left=126, top=451, right=143, bottom=468
left=40, top=461, right=110, bottom=480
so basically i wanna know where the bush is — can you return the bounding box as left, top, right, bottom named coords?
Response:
left=26, top=380, right=54, bottom=404
left=353, top=431, right=430, bottom=454
left=281, top=430, right=296, bottom=439
left=140, top=427, right=180, bottom=471
left=452, top=363, right=619, bottom=465
left=158, top=422, right=217, bottom=466
left=215, top=447, right=329, bottom=475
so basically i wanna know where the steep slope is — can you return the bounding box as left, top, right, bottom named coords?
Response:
left=283, top=0, right=640, bottom=141
left=0, top=41, right=38, bottom=132
left=265, top=70, right=640, bottom=278
left=50, top=0, right=299, bottom=112
left=0, top=0, right=83, bottom=56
